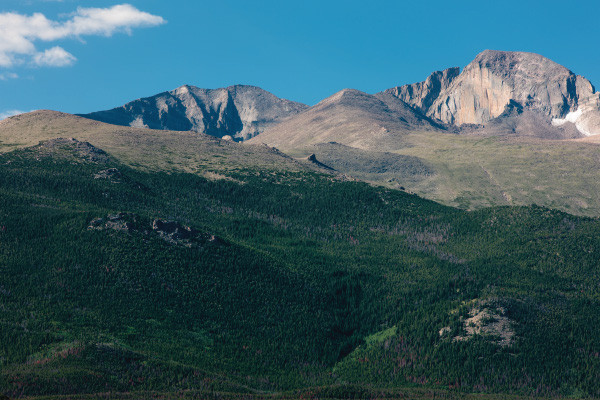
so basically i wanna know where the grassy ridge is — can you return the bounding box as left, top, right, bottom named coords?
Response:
left=283, top=132, right=600, bottom=217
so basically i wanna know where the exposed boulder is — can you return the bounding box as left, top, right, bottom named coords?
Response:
left=152, top=219, right=199, bottom=243
left=94, top=168, right=123, bottom=183
left=440, top=299, right=516, bottom=347
left=88, top=213, right=138, bottom=232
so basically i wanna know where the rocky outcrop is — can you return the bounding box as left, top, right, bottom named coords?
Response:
left=151, top=219, right=199, bottom=244
left=88, top=213, right=226, bottom=247
left=305, top=154, right=335, bottom=171
left=34, top=138, right=110, bottom=163
left=446, top=300, right=515, bottom=348
left=384, top=67, right=460, bottom=114
left=80, top=85, right=308, bottom=141
left=88, top=213, right=138, bottom=232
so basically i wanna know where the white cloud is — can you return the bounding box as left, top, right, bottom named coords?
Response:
left=0, top=110, right=27, bottom=120
left=0, top=4, right=165, bottom=68
left=66, top=4, right=166, bottom=37
left=0, top=72, right=19, bottom=80
left=33, top=46, right=76, bottom=66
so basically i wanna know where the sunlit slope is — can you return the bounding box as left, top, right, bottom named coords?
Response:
left=0, top=110, right=321, bottom=174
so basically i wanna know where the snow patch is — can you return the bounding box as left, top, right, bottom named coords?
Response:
left=552, top=109, right=595, bottom=136
left=129, top=116, right=149, bottom=129
left=552, top=109, right=583, bottom=125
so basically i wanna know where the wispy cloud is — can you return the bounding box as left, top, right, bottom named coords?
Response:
left=0, top=4, right=165, bottom=68
left=0, top=110, right=27, bottom=120
left=0, top=72, right=19, bottom=80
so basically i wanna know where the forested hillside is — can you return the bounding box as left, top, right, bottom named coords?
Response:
left=1, top=139, right=600, bottom=399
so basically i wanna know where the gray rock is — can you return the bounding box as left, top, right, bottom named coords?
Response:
left=152, top=219, right=198, bottom=242
left=89, top=213, right=138, bottom=232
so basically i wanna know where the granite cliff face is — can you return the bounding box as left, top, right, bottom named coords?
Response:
left=385, top=50, right=600, bottom=136
left=81, top=85, right=308, bottom=140
left=384, top=67, right=460, bottom=115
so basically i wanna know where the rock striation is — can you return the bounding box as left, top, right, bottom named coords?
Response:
left=384, top=50, right=600, bottom=137
left=384, top=67, right=460, bottom=114
left=80, top=85, right=308, bottom=141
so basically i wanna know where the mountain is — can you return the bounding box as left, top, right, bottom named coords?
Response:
left=80, top=84, right=308, bottom=140
left=247, top=88, right=443, bottom=151
left=385, top=50, right=600, bottom=137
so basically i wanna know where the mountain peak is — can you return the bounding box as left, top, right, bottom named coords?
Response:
left=469, top=49, right=573, bottom=79
left=319, top=89, right=370, bottom=105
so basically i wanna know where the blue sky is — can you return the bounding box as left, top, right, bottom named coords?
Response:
left=0, top=0, right=599, bottom=117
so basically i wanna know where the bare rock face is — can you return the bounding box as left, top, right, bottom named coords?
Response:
left=384, top=67, right=460, bottom=114
left=80, top=85, right=308, bottom=141
left=428, top=50, right=600, bottom=135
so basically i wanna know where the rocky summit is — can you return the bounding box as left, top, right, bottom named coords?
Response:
left=385, top=50, right=600, bottom=136
left=80, top=84, right=308, bottom=140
